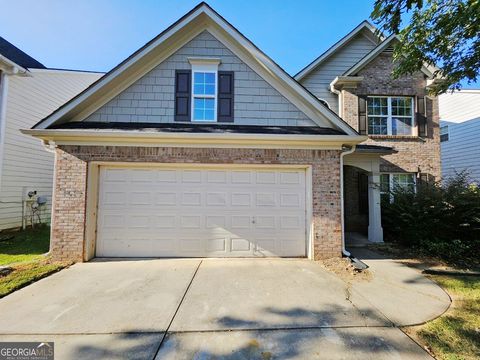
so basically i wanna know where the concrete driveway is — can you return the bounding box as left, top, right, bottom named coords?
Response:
left=0, top=256, right=450, bottom=359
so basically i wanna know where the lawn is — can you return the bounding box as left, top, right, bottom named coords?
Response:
left=405, top=275, right=480, bottom=360
left=0, top=226, right=50, bottom=266
left=0, top=226, right=69, bottom=298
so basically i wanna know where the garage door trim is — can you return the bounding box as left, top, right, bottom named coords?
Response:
left=84, top=162, right=313, bottom=260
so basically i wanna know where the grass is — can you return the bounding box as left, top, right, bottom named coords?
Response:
left=0, top=260, right=68, bottom=298
left=0, top=226, right=70, bottom=298
left=412, top=275, right=480, bottom=360
left=0, top=226, right=50, bottom=266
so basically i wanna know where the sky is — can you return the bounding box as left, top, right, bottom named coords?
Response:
left=0, top=0, right=477, bottom=88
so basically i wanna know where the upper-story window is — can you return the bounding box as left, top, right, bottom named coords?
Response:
left=191, top=63, right=218, bottom=122
left=367, top=96, right=414, bottom=136
left=440, top=125, right=449, bottom=142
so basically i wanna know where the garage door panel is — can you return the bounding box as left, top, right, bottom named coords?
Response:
left=96, top=166, right=306, bottom=258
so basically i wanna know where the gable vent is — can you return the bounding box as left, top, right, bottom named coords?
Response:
left=382, top=46, right=394, bottom=54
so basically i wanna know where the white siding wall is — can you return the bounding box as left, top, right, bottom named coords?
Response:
left=439, top=90, right=480, bottom=123
left=441, top=118, right=480, bottom=183
left=0, top=69, right=102, bottom=230
left=85, top=31, right=316, bottom=126
left=299, top=33, right=377, bottom=113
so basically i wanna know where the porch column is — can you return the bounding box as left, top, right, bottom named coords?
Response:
left=368, top=172, right=384, bottom=242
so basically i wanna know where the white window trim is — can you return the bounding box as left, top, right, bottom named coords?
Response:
left=190, top=62, right=219, bottom=122
left=367, top=96, right=416, bottom=136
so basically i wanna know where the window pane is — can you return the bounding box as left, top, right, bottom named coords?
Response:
left=204, top=72, right=215, bottom=84
left=368, top=117, right=388, bottom=135
left=205, top=84, right=215, bottom=95
left=194, top=72, right=204, bottom=84
left=193, top=72, right=216, bottom=96
left=392, top=174, right=415, bottom=191
left=392, top=97, right=412, bottom=116
left=392, top=117, right=413, bottom=135
left=204, top=110, right=214, bottom=120
left=193, top=98, right=215, bottom=121
left=368, top=97, right=388, bottom=116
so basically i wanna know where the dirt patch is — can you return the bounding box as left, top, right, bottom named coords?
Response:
left=318, top=257, right=372, bottom=282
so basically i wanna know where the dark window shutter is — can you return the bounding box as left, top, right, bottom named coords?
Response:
left=416, top=96, right=428, bottom=137
left=358, top=96, right=367, bottom=135
left=217, top=71, right=234, bottom=123
left=174, top=70, right=191, bottom=122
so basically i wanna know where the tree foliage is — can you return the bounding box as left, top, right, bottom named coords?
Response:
left=371, top=0, right=480, bottom=95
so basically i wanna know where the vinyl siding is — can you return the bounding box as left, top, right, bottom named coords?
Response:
left=84, top=31, right=316, bottom=126
left=439, top=90, right=480, bottom=123
left=299, top=33, right=377, bottom=114
left=441, top=118, right=480, bottom=182
left=0, top=70, right=102, bottom=230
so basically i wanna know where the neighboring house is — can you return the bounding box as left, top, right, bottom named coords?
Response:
left=24, top=3, right=440, bottom=262
left=439, top=90, right=480, bottom=183
left=0, top=36, right=102, bottom=230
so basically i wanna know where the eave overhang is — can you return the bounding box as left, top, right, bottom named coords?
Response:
left=21, top=129, right=367, bottom=150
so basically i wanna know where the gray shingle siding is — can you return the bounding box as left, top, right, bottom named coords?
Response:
left=85, top=31, right=316, bottom=126
left=299, top=33, right=377, bottom=114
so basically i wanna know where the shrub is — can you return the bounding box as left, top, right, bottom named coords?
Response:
left=381, top=172, right=480, bottom=266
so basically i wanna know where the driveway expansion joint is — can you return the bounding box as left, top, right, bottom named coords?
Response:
left=152, top=259, right=203, bottom=359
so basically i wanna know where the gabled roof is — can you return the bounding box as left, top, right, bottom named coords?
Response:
left=343, top=34, right=439, bottom=78
left=294, top=21, right=381, bottom=81
left=0, top=36, right=46, bottom=69
left=32, top=2, right=358, bottom=136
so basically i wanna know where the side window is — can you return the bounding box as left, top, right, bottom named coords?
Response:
left=440, top=125, right=449, bottom=142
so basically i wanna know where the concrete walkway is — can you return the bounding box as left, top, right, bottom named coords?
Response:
left=0, top=255, right=450, bottom=359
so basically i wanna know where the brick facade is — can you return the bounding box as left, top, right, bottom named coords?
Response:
left=50, top=146, right=343, bottom=262
left=342, top=52, right=441, bottom=179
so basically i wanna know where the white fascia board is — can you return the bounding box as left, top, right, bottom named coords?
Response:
left=294, top=21, right=379, bottom=81
left=22, top=129, right=367, bottom=149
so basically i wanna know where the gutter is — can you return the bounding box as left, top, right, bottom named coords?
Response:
left=339, top=144, right=356, bottom=257
left=21, top=128, right=368, bottom=149
left=0, top=55, right=28, bottom=76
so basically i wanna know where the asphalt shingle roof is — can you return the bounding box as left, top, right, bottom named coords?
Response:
left=0, top=36, right=45, bottom=69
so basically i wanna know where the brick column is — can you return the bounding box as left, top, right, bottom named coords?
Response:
left=312, top=150, right=342, bottom=259
left=50, top=148, right=87, bottom=262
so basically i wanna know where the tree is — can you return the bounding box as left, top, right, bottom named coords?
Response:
left=371, top=0, right=480, bottom=95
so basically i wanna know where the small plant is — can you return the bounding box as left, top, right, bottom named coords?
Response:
left=381, top=172, right=480, bottom=267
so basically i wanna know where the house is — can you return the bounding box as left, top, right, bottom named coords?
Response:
left=0, top=36, right=102, bottom=230
left=23, top=3, right=440, bottom=262
left=439, top=90, right=480, bottom=183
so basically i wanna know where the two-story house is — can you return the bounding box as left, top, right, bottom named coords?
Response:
left=23, top=3, right=440, bottom=262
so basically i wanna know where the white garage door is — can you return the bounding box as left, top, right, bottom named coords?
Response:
left=96, top=166, right=306, bottom=257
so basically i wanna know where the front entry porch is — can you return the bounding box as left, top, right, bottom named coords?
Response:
left=343, top=145, right=394, bottom=246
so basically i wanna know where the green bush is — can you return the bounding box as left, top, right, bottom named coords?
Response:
left=381, top=172, right=480, bottom=266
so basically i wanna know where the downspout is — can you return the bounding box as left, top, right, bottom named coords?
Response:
left=42, top=140, right=57, bottom=255
left=340, top=144, right=356, bottom=257
left=330, top=83, right=342, bottom=118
